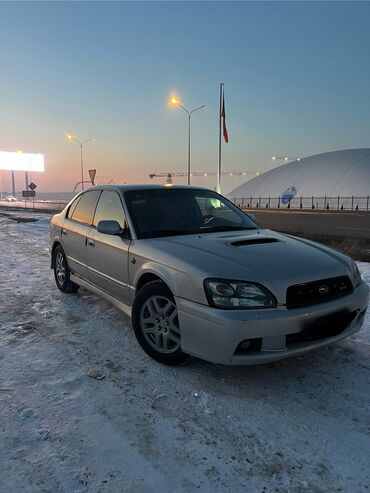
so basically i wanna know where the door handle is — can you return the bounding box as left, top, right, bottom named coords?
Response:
left=87, top=238, right=95, bottom=247
left=61, top=228, right=67, bottom=236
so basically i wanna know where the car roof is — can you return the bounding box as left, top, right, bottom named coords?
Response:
left=83, top=184, right=214, bottom=193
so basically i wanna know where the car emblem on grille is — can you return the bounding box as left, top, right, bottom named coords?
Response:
left=318, top=284, right=329, bottom=295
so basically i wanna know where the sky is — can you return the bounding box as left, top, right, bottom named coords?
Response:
left=1, top=1, right=370, bottom=194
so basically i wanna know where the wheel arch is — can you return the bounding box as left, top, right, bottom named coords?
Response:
left=135, top=272, right=171, bottom=293
left=134, top=265, right=178, bottom=297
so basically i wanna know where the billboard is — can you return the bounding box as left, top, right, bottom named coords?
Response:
left=0, top=151, right=45, bottom=172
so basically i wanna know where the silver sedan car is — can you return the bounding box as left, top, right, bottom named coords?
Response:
left=50, top=184, right=369, bottom=365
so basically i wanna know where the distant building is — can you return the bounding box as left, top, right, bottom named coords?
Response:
left=229, top=149, right=370, bottom=208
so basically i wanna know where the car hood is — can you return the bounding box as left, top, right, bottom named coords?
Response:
left=135, top=229, right=353, bottom=303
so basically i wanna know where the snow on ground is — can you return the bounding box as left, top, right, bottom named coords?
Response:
left=1, top=216, right=370, bottom=493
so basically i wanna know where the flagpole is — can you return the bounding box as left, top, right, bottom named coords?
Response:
left=217, top=82, right=223, bottom=194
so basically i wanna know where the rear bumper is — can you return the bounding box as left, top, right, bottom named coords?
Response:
left=176, top=282, right=369, bottom=365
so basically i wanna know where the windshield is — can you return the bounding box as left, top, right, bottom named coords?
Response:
left=124, top=188, right=259, bottom=239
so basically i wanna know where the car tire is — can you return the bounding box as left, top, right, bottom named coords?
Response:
left=53, top=245, right=79, bottom=293
left=132, top=281, right=189, bottom=365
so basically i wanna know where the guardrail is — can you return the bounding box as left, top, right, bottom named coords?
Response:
left=0, top=200, right=68, bottom=212
left=230, top=196, right=370, bottom=211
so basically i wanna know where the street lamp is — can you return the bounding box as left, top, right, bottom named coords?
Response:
left=169, top=96, right=206, bottom=185
left=67, top=134, right=93, bottom=191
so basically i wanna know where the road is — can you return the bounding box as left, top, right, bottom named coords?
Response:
left=250, top=210, right=370, bottom=239
left=248, top=209, right=370, bottom=261
left=1, top=202, right=369, bottom=237
left=1, top=202, right=369, bottom=259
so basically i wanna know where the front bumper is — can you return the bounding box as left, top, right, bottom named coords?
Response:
left=176, top=282, right=369, bottom=365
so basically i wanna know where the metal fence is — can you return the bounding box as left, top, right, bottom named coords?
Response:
left=230, top=196, right=370, bottom=211
left=1, top=196, right=370, bottom=213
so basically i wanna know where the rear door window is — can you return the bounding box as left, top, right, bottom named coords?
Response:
left=67, top=195, right=82, bottom=218
left=69, top=190, right=101, bottom=225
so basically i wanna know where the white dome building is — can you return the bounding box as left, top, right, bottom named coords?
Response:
left=229, top=149, right=370, bottom=209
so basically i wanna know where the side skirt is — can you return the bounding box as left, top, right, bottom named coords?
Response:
left=70, top=274, right=132, bottom=317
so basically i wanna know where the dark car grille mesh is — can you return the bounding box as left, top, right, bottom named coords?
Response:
left=286, top=276, right=353, bottom=309
left=286, top=310, right=358, bottom=346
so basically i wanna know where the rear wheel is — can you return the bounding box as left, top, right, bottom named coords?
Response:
left=53, top=245, right=79, bottom=293
left=132, top=281, right=189, bottom=365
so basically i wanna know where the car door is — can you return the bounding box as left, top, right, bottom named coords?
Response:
left=62, top=190, right=101, bottom=280
left=86, top=190, right=131, bottom=304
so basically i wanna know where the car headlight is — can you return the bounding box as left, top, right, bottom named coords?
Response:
left=351, top=260, right=362, bottom=288
left=204, top=279, right=276, bottom=309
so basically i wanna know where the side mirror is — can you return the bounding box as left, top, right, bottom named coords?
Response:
left=97, top=220, right=124, bottom=236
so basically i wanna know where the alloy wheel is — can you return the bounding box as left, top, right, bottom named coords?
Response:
left=55, top=251, right=66, bottom=287
left=140, top=295, right=181, bottom=354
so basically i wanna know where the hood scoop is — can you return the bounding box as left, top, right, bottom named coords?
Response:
left=230, top=237, right=281, bottom=247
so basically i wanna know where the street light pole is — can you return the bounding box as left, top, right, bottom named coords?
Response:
left=187, top=112, right=191, bottom=185
left=67, top=135, right=93, bottom=191
left=80, top=143, right=84, bottom=189
left=178, top=104, right=206, bottom=185
left=170, top=97, right=205, bottom=185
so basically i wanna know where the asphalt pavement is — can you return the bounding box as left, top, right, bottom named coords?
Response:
left=250, top=209, right=370, bottom=239
left=248, top=209, right=370, bottom=261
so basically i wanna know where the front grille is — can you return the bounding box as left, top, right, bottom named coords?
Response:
left=286, top=310, right=358, bottom=347
left=286, top=276, right=353, bottom=309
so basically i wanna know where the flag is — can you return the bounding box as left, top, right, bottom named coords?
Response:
left=221, top=91, right=229, bottom=143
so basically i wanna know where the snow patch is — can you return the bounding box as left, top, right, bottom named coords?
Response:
left=0, top=217, right=369, bottom=492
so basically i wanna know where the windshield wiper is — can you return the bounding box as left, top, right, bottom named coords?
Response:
left=142, top=229, right=198, bottom=238
left=200, top=225, right=258, bottom=233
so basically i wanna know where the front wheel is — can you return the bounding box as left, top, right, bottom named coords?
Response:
left=53, top=245, right=79, bottom=293
left=132, top=281, right=189, bottom=365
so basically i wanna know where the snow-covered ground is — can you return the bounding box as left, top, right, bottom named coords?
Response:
left=1, top=214, right=370, bottom=493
